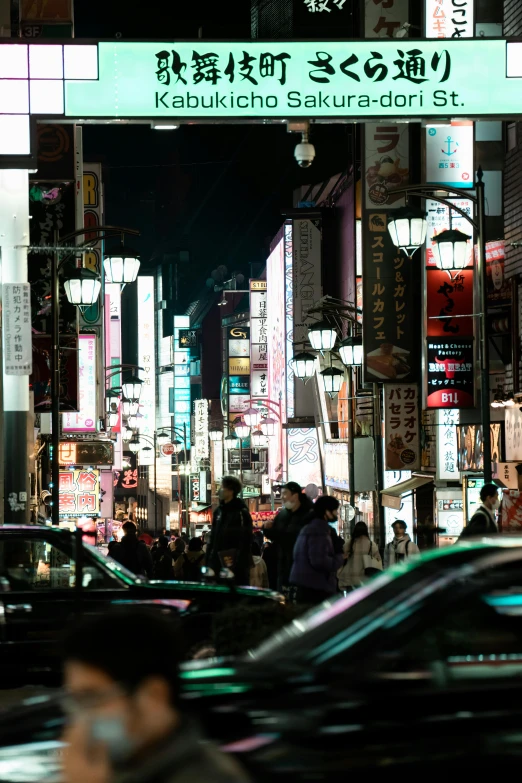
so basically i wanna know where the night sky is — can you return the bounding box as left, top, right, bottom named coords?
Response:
left=74, top=0, right=353, bottom=308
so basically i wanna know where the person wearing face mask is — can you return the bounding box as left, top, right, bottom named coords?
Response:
left=459, top=483, right=500, bottom=539
left=263, top=481, right=313, bottom=595
left=61, top=608, right=250, bottom=783
left=289, top=496, right=345, bottom=605
left=383, top=520, right=420, bottom=568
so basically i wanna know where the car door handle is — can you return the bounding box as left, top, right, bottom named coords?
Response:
left=5, top=603, right=32, bottom=614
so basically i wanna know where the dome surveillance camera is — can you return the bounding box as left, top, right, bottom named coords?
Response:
left=294, top=139, right=315, bottom=168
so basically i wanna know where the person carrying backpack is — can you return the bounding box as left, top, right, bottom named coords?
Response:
left=173, top=537, right=205, bottom=581
left=111, top=521, right=153, bottom=578
left=151, top=536, right=174, bottom=580
left=383, top=520, right=420, bottom=568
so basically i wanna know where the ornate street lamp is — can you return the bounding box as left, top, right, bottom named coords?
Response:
left=292, top=351, right=317, bottom=379
left=104, top=246, right=141, bottom=284
left=173, top=440, right=184, bottom=454
left=320, top=367, right=344, bottom=397
left=209, top=427, right=223, bottom=442
left=122, top=376, right=143, bottom=402
left=308, top=320, right=337, bottom=352
left=225, top=432, right=239, bottom=449
left=430, top=228, right=471, bottom=270
left=121, top=426, right=133, bottom=441
left=234, top=418, right=250, bottom=440
left=63, top=268, right=101, bottom=311
left=339, top=334, right=363, bottom=368
left=128, top=434, right=142, bottom=453
left=127, top=414, right=140, bottom=430
left=121, top=396, right=139, bottom=417
left=260, top=416, right=277, bottom=437
left=387, top=205, right=428, bottom=256
left=251, top=429, right=269, bottom=448
left=243, top=407, right=262, bottom=428
left=157, top=431, right=170, bottom=440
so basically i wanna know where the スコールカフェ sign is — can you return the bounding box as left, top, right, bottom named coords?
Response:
left=60, top=40, right=522, bottom=120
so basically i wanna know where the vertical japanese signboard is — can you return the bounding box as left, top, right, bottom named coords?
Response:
left=59, top=468, right=100, bottom=517
left=63, top=334, right=97, bottom=432
left=82, top=163, right=104, bottom=327
left=383, top=385, right=420, bottom=470
left=364, top=123, right=409, bottom=208
left=436, top=409, right=460, bottom=480
left=426, top=269, right=474, bottom=337
left=425, top=0, right=474, bottom=38
left=426, top=338, right=474, bottom=408
left=292, top=218, right=322, bottom=417
left=250, top=280, right=268, bottom=400
left=365, top=0, right=409, bottom=37
left=194, top=399, right=209, bottom=462
left=2, top=284, right=32, bottom=375
left=362, top=211, right=418, bottom=383
left=267, top=235, right=287, bottom=480
left=137, top=277, right=155, bottom=465
left=227, top=325, right=250, bottom=429
left=426, top=123, right=474, bottom=189
left=172, top=315, right=191, bottom=449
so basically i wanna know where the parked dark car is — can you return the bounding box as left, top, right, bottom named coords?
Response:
left=0, top=525, right=282, bottom=685
left=4, top=539, right=522, bottom=780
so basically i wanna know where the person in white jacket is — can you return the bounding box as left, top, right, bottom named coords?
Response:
left=250, top=541, right=269, bottom=588
left=338, top=522, right=382, bottom=591
left=383, top=520, right=420, bottom=568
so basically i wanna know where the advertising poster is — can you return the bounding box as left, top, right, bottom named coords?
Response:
left=365, top=123, right=409, bottom=208
left=383, top=384, right=420, bottom=470
left=457, top=423, right=501, bottom=471
left=426, top=269, right=474, bottom=338
left=473, top=240, right=511, bottom=306
left=31, top=334, right=79, bottom=412
left=324, top=441, right=349, bottom=491
left=425, top=198, right=474, bottom=267
left=365, top=0, right=409, bottom=38
left=505, top=406, right=522, bottom=461
left=137, top=277, right=156, bottom=465
left=426, top=123, right=474, bottom=189
left=287, top=428, right=322, bottom=489
left=436, top=489, right=464, bottom=540
left=2, top=283, right=32, bottom=375
left=501, top=490, right=522, bottom=533
left=362, top=211, right=419, bottom=383
left=425, top=0, right=474, bottom=38
left=63, top=334, right=97, bottom=432
left=59, top=468, right=100, bottom=517
left=426, top=338, right=474, bottom=408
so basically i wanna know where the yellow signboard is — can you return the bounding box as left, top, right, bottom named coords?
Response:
left=229, top=357, right=250, bottom=376
left=250, top=280, right=267, bottom=291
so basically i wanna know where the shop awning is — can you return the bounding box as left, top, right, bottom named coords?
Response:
left=380, top=475, right=434, bottom=510
left=190, top=504, right=212, bottom=514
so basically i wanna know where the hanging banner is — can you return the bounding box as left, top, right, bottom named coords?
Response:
left=267, top=234, right=287, bottom=480
left=425, top=198, right=474, bottom=267
left=436, top=409, right=459, bottom=480
left=426, top=338, right=474, bottom=408
left=287, top=428, right=322, bottom=489
left=324, top=442, right=349, bottom=491
left=457, top=423, right=501, bottom=471
left=472, top=240, right=511, bottom=306
left=362, top=211, right=419, bottom=383
left=31, top=334, right=79, bottom=412
left=82, top=163, right=104, bottom=327
left=383, top=384, right=420, bottom=470
left=63, top=334, right=97, bottom=432
left=137, top=277, right=155, bottom=466
left=250, top=280, right=268, bottom=399
left=364, top=123, right=409, bottom=208
left=425, top=0, right=474, bottom=39
left=426, top=268, right=474, bottom=338
left=59, top=468, right=101, bottom=517
left=2, top=284, right=32, bottom=376
left=505, top=407, right=522, bottom=461
left=194, top=399, right=209, bottom=461
left=426, top=123, right=474, bottom=189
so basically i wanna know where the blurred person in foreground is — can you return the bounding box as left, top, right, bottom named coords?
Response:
left=338, top=521, right=382, bottom=592
left=169, top=537, right=186, bottom=562
left=206, top=476, right=253, bottom=586
left=61, top=608, right=250, bottom=783
left=263, top=481, right=313, bottom=596
left=151, top=536, right=174, bottom=580
left=383, top=520, right=420, bottom=568
left=173, top=537, right=205, bottom=581
left=111, top=521, right=153, bottom=578
left=250, top=541, right=269, bottom=588
left=459, top=483, right=499, bottom=539
left=290, top=496, right=345, bottom=605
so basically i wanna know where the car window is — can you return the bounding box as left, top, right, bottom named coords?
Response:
left=0, top=538, right=75, bottom=591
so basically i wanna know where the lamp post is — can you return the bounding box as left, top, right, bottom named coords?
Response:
left=49, top=225, right=139, bottom=526
left=385, top=169, right=491, bottom=482
left=241, top=395, right=284, bottom=482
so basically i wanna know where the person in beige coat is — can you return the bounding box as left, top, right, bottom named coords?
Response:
left=338, top=521, right=382, bottom=591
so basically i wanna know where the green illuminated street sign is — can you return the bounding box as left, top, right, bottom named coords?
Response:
left=65, top=39, right=522, bottom=121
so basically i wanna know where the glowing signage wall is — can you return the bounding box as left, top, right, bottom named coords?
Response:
left=63, top=334, right=97, bottom=433
left=59, top=468, right=100, bottom=517
left=137, top=277, right=155, bottom=466
left=267, top=235, right=287, bottom=481
left=172, top=315, right=191, bottom=447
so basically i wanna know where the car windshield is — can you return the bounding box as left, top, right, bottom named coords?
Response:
left=248, top=543, right=495, bottom=665
left=83, top=544, right=146, bottom=586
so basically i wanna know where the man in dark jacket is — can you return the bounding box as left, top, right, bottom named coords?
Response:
left=290, top=495, right=345, bottom=605
left=112, top=521, right=153, bottom=578
left=61, top=608, right=250, bottom=783
left=263, top=481, right=313, bottom=594
left=459, top=483, right=499, bottom=539
left=206, top=476, right=253, bottom=586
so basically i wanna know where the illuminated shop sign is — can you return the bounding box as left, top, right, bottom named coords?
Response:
left=63, top=334, right=97, bottom=433
left=59, top=468, right=100, bottom=517
left=137, top=277, right=155, bottom=465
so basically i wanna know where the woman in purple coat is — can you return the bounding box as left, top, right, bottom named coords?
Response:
left=290, top=496, right=345, bottom=605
